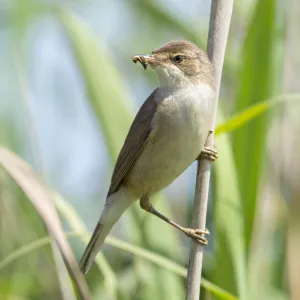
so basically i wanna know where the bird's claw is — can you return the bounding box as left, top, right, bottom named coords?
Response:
left=183, top=228, right=210, bottom=245
left=200, top=147, right=218, bottom=162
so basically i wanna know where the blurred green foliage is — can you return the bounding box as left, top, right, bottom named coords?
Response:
left=232, top=0, right=275, bottom=251
left=0, top=0, right=299, bottom=300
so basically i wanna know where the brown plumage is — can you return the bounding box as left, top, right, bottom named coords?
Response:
left=107, top=89, right=158, bottom=197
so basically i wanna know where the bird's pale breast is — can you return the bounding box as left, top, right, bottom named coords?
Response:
left=126, top=84, right=214, bottom=198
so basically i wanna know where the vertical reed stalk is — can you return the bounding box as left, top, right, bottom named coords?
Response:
left=186, top=1, right=234, bottom=299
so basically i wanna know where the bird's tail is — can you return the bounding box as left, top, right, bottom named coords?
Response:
left=80, top=187, right=134, bottom=274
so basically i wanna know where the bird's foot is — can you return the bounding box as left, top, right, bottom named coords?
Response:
left=200, top=146, right=218, bottom=162
left=182, top=228, right=210, bottom=245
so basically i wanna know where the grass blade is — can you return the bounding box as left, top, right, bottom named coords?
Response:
left=54, top=193, right=118, bottom=299
left=213, top=112, right=248, bottom=300
left=56, top=8, right=133, bottom=161
left=216, top=94, right=300, bottom=135
left=232, top=0, right=276, bottom=251
left=0, top=232, right=238, bottom=300
left=0, top=146, right=91, bottom=300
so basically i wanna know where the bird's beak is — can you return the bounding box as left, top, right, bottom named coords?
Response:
left=131, top=54, right=155, bottom=70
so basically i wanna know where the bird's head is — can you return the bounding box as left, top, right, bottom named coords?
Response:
left=132, top=40, right=214, bottom=89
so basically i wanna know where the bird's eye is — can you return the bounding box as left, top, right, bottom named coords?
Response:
left=172, top=55, right=185, bottom=63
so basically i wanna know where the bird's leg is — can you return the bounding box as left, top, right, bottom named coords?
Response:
left=198, top=146, right=218, bottom=162
left=140, top=197, right=209, bottom=245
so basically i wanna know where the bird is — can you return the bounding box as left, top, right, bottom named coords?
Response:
left=80, top=40, right=217, bottom=274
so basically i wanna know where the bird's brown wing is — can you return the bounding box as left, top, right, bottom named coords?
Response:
left=107, top=89, right=158, bottom=198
